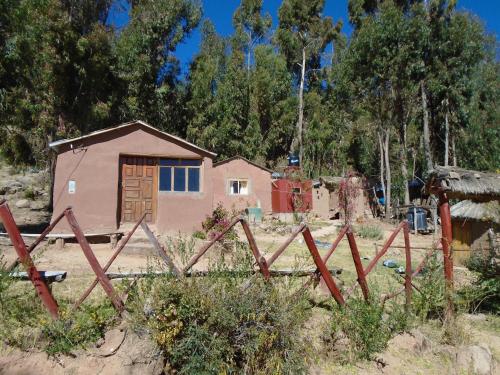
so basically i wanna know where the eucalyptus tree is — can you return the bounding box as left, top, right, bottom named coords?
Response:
left=275, top=0, right=341, bottom=165
left=115, top=0, right=201, bottom=133
left=232, top=0, right=272, bottom=71
left=0, top=0, right=117, bottom=165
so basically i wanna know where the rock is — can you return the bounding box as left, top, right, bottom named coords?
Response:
left=410, top=329, right=430, bottom=352
left=456, top=345, right=493, bottom=375
left=30, top=201, right=46, bottom=211
left=15, top=199, right=31, bottom=208
left=6, top=181, right=23, bottom=194
left=95, top=328, right=126, bottom=356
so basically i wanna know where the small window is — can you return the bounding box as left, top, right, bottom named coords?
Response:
left=159, top=159, right=201, bottom=192
left=229, top=179, right=249, bottom=195
left=291, top=187, right=301, bottom=194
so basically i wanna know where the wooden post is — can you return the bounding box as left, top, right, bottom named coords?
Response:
left=403, top=222, right=412, bottom=311
left=438, top=191, right=454, bottom=320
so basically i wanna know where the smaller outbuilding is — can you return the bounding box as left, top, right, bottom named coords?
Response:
left=427, top=166, right=500, bottom=264
left=312, top=176, right=371, bottom=221
left=212, top=156, right=273, bottom=214
left=451, top=200, right=499, bottom=264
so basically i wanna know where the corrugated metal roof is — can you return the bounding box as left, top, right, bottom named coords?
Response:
left=213, top=155, right=273, bottom=173
left=450, top=200, right=500, bottom=224
left=48, top=120, right=217, bottom=157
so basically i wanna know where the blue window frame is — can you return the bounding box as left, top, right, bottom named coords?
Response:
left=159, top=159, right=201, bottom=192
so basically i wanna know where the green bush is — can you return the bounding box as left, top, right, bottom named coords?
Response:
left=192, top=230, right=206, bottom=240
left=329, top=294, right=409, bottom=362
left=129, top=275, right=310, bottom=374
left=356, top=225, right=384, bottom=240
left=23, top=187, right=36, bottom=200
left=412, top=253, right=446, bottom=321
left=460, top=246, right=499, bottom=314
left=0, top=255, right=117, bottom=354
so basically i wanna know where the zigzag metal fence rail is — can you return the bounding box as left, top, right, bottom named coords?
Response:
left=0, top=198, right=448, bottom=320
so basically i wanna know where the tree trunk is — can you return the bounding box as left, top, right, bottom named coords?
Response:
left=421, top=81, right=433, bottom=172
left=295, top=46, right=306, bottom=165
left=399, top=122, right=410, bottom=205
left=384, top=129, right=391, bottom=218
left=444, top=99, right=449, bottom=166
left=451, top=133, right=457, bottom=167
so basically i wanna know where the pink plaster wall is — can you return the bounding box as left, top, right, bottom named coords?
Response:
left=51, top=124, right=214, bottom=233
left=212, top=158, right=272, bottom=213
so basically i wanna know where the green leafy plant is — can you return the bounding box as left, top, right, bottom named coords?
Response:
left=23, top=187, right=36, bottom=200
left=0, top=255, right=117, bottom=354
left=329, top=293, right=409, bottom=362
left=459, top=244, right=499, bottom=314
left=356, top=224, right=384, bottom=240
left=412, top=253, right=446, bottom=321
left=129, top=275, right=310, bottom=374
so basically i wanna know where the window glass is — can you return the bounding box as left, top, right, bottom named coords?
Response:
left=229, top=180, right=249, bottom=195
left=174, top=167, right=186, bottom=191
left=239, top=181, right=249, bottom=194
left=230, top=180, right=239, bottom=194
left=159, top=167, right=171, bottom=191
left=160, top=159, right=201, bottom=166
left=188, top=168, right=200, bottom=192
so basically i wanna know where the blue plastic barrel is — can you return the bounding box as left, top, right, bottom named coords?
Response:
left=407, top=207, right=427, bottom=231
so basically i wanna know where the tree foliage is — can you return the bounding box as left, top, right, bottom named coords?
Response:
left=0, top=0, right=498, bottom=194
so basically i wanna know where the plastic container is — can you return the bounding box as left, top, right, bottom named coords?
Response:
left=245, top=207, right=262, bottom=224
left=406, top=207, right=427, bottom=231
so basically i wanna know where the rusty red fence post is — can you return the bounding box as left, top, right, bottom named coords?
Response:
left=240, top=218, right=270, bottom=279
left=0, top=200, right=59, bottom=319
left=296, top=224, right=349, bottom=293
left=266, top=222, right=306, bottom=268
left=346, top=227, right=370, bottom=301
left=183, top=216, right=242, bottom=273
left=438, top=191, right=454, bottom=319
left=64, top=208, right=124, bottom=312
left=74, top=212, right=147, bottom=310
left=302, top=227, right=345, bottom=305
left=7, top=210, right=67, bottom=271
left=402, top=221, right=412, bottom=311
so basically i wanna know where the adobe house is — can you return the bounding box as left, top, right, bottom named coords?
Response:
left=49, top=120, right=216, bottom=233
left=212, top=156, right=273, bottom=213
left=312, top=176, right=370, bottom=221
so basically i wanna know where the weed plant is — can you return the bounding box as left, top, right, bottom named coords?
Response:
left=356, top=225, right=384, bottom=240
left=329, top=290, right=409, bottom=362
left=459, top=246, right=499, bottom=314
left=127, top=245, right=311, bottom=374
left=0, top=254, right=118, bottom=354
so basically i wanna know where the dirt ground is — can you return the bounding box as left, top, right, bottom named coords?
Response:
left=0, top=216, right=498, bottom=374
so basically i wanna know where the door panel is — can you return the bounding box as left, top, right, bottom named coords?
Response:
left=120, top=156, right=157, bottom=223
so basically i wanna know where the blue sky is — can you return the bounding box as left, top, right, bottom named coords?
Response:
left=108, top=0, right=499, bottom=75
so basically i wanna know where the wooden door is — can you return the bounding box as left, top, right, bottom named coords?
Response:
left=120, top=156, right=157, bottom=223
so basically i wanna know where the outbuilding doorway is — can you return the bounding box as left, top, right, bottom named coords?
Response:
left=119, top=156, right=157, bottom=223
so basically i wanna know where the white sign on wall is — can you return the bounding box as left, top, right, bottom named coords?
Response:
left=68, top=180, right=76, bottom=194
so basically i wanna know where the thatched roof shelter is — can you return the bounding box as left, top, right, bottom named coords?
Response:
left=451, top=200, right=500, bottom=224
left=426, top=166, right=500, bottom=201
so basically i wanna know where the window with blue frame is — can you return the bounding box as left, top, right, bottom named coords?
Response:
left=159, top=159, right=201, bottom=192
